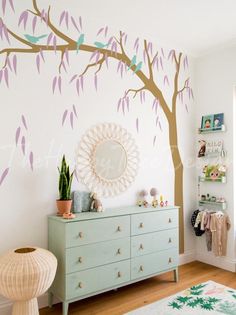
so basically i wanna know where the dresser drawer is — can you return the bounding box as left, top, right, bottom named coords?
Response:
left=131, top=228, right=178, bottom=257
left=66, top=238, right=130, bottom=273
left=66, top=216, right=130, bottom=247
left=131, top=210, right=178, bottom=235
left=66, top=260, right=130, bottom=299
left=131, top=248, right=178, bottom=280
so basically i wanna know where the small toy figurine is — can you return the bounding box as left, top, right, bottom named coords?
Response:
left=150, top=188, right=158, bottom=207
left=63, top=212, right=75, bottom=219
left=90, top=192, right=104, bottom=212
left=165, top=200, right=168, bottom=206
left=139, top=190, right=149, bottom=207
left=160, top=195, right=164, bottom=207
left=198, top=140, right=206, bottom=157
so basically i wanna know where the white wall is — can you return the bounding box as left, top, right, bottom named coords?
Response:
left=195, top=45, right=236, bottom=271
left=0, top=0, right=197, bottom=311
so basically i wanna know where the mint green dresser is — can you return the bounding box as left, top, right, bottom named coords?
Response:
left=48, top=205, right=179, bottom=315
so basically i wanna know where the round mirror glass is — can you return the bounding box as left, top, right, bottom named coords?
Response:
left=94, top=140, right=127, bottom=180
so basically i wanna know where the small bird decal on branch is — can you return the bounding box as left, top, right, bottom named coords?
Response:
left=24, top=34, right=47, bottom=43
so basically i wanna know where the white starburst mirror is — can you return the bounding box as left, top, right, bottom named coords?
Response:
left=76, top=123, right=139, bottom=197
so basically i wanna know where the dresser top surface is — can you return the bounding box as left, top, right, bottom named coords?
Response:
left=48, top=205, right=179, bottom=223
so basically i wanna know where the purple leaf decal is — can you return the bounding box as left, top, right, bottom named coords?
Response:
left=58, top=76, right=62, bottom=93
left=4, top=68, right=8, bottom=87
left=15, top=127, right=21, bottom=145
left=39, top=48, right=45, bottom=62
left=3, top=25, right=10, bottom=43
left=143, top=91, right=146, bottom=102
left=29, top=152, right=34, bottom=171
left=53, top=36, right=57, bottom=53
left=126, top=96, right=129, bottom=111
left=191, top=88, right=194, bottom=99
left=163, top=75, right=169, bottom=86
left=94, top=74, right=98, bottom=91
left=117, top=60, right=122, bottom=73
left=95, top=51, right=100, bottom=64
left=185, top=104, right=189, bottom=113
left=140, top=91, right=143, bottom=103
left=40, top=9, right=45, bottom=22
left=0, top=168, right=9, bottom=186
left=73, top=104, right=78, bottom=118
left=76, top=78, right=80, bottom=95
left=36, top=54, right=40, bottom=73
left=70, top=112, right=74, bottom=129
left=124, top=34, right=128, bottom=45
left=120, top=63, right=124, bottom=78
left=65, top=48, right=69, bottom=65
left=8, top=0, right=15, bottom=12
left=21, top=115, right=27, bottom=130
left=71, top=16, right=80, bottom=32
left=21, top=136, right=25, bottom=155
left=122, top=98, right=125, bottom=115
left=65, top=11, right=69, bottom=28
left=105, top=54, right=109, bottom=68
left=18, top=11, right=28, bottom=29
left=159, top=57, right=163, bottom=70
left=153, top=135, right=156, bottom=147
left=97, top=27, right=104, bottom=36
left=104, top=26, right=108, bottom=37
left=59, top=11, right=65, bottom=25
left=136, top=118, right=139, bottom=133
left=6, top=56, right=12, bottom=71
left=134, top=37, right=139, bottom=49
left=62, top=109, right=68, bottom=125
left=79, top=16, right=82, bottom=30
left=117, top=98, right=121, bottom=112
left=90, top=50, right=98, bottom=61
left=61, top=60, right=67, bottom=73
left=2, top=0, right=6, bottom=14
left=32, top=16, right=37, bottom=34
left=0, top=70, right=2, bottom=83
left=80, top=76, right=84, bottom=91
left=159, top=121, right=162, bottom=131
left=161, top=48, right=165, bottom=57
left=52, top=76, right=57, bottom=93
left=156, top=116, right=159, bottom=126
left=13, top=55, right=17, bottom=74
left=69, top=74, right=77, bottom=84
left=47, top=32, right=53, bottom=46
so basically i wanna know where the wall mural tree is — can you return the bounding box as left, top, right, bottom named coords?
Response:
left=0, top=0, right=193, bottom=253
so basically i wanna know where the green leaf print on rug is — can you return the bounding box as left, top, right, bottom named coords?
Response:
left=217, top=301, right=236, bottom=314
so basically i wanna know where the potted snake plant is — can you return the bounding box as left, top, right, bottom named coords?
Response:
left=56, top=155, right=74, bottom=216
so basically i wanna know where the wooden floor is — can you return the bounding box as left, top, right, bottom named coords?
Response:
left=40, top=261, right=236, bottom=315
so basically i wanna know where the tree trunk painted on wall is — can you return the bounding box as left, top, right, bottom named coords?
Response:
left=0, top=0, right=193, bottom=253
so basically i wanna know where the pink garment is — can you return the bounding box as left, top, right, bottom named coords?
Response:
left=210, top=213, right=231, bottom=256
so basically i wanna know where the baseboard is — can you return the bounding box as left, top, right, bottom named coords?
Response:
left=0, top=293, right=48, bottom=315
left=179, top=249, right=196, bottom=265
left=196, top=252, right=236, bottom=272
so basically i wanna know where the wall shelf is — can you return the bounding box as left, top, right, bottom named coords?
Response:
left=199, top=200, right=227, bottom=210
left=198, top=151, right=227, bottom=159
left=198, top=176, right=227, bottom=183
left=198, top=125, right=226, bottom=134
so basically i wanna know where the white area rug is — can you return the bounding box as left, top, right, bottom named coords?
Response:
left=125, top=281, right=236, bottom=315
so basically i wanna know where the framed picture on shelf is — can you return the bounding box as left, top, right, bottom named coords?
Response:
left=213, top=113, right=224, bottom=130
left=205, top=139, right=223, bottom=155
left=201, top=115, right=214, bottom=129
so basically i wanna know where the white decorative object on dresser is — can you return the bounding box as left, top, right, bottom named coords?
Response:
left=48, top=205, right=179, bottom=315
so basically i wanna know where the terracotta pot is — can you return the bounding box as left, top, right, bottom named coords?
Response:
left=56, top=200, right=72, bottom=215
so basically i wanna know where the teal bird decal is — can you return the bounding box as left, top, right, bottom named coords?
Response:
left=134, top=61, right=142, bottom=73
left=24, top=34, right=47, bottom=44
left=128, top=55, right=137, bottom=70
left=94, top=41, right=108, bottom=49
left=76, top=34, right=85, bottom=53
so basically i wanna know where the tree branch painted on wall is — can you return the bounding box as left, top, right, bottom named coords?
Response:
left=0, top=0, right=193, bottom=253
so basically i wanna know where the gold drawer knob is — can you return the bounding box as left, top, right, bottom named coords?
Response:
left=78, top=232, right=83, bottom=238
left=168, top=218, right=172, bottom=223
left=168, top=238, right=172, bottom=243
left=117, top=226, right=122, bottom=232
left=139, top=244, right=144, bottom=250
left=78, top=257, right=82, bottom=263
left=139, top=265, right=144, bottom=272
left=168, top=257, right=172, bottom=263
left=139, top=222, right=144, bottom=228
left=117, top=248, right=121, bottom=255
left=78, top=282, right=83, bottom=288
left=117, top=271, right=122, bottom=278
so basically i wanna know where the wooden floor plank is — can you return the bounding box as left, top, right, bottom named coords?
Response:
left=40, top=261, right=236, bottom=315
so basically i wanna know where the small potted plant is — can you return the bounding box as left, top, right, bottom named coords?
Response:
left=56, top=155, right=74, bottom=216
